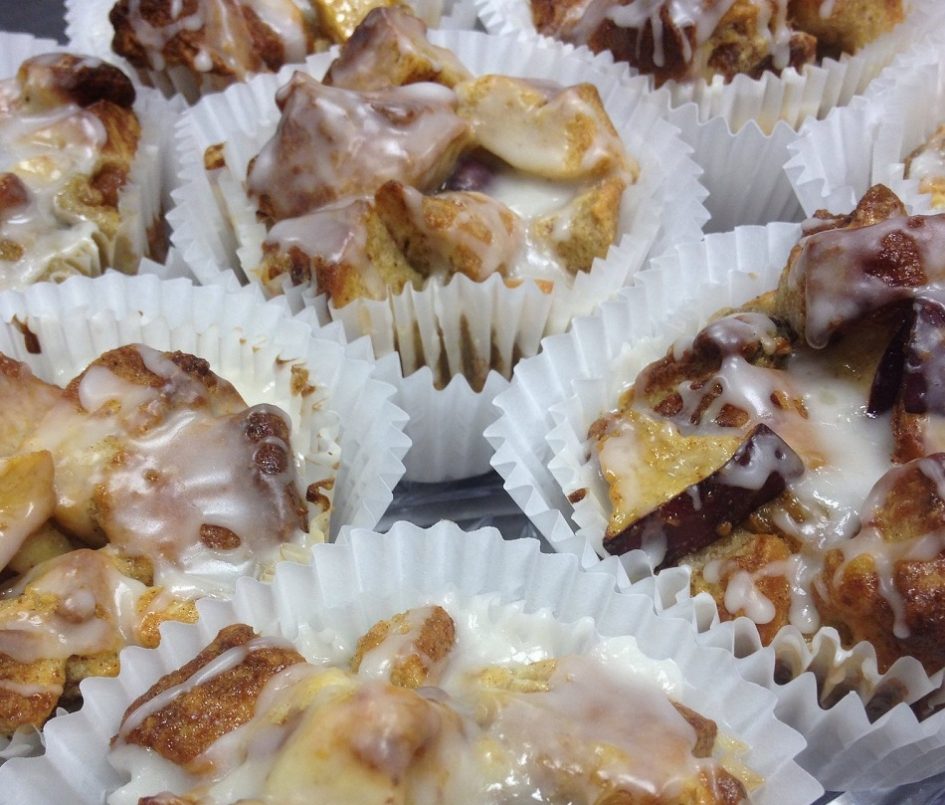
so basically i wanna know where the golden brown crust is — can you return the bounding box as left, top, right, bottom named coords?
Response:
left=110, top=0, right=306, bottom=78
left=774, top=184, right=909, bottom=337
left=323, top=5, right=470, bottom=90
left=687, top=530, right=794, bottom=645
left=788, top=0, right=904, bottom=56
left=535, top=0, right=899, bottom=86
left=118, top=624, right=305, bottom=765
left=351, top=605, right=456, bottom=688
left=375, top=182, right=522, bottom=282
left=0, top=653, right=65, bottom=735
left=817, top=458, right=945, bottom=672
left=63, top=346, right=246, bottom=418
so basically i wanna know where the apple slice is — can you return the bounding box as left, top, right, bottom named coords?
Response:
left=603, top=425, right=804, bottom=569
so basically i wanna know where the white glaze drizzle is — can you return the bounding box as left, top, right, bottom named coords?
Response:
left=23, top=344, right=306, bottom=597
left=122, top=0, right=307, bottom=76
left=601, top=302, right=936, bottom=635
left=109, top=599, right=736, bottom=805
left=0, top=548, right=157, bottom=664
left=0, top=66, right=111, bottom=287
left=788, top=214, right=945, bottom=348
left=117, top=635, right=295, bottom=739
left=247, top=75, right=469, bottom=222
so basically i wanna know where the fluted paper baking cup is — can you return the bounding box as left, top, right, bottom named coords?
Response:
left=0, top=33, right=171, bottom=282
left=487, top=221, right=945, bottom=789
left=477, top=0, right=945, bottom=231
left=66, top=0, right=482, bottom=103
left=786, top=40, right=945, bottom=217
left=0, top=522, right=821, bottom=804
left=342, top=345, right=511, bottom=483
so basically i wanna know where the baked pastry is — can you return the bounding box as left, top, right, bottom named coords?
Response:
left=108, top=604, right=754, bottom=803
left=591, top=184, right=945, bottom=673
left=531, top=0, right=904, bottom=87
left=107, top=0, right=453, bottom=98
left=211, top=7, right=636, bottom=323
left=905, top=123, right=945, bottom=209
left=0, top=53, right=149, bottom=287
left=0, top=344, right=314, bottom=736
left=110, top=0, right=318, bottom=93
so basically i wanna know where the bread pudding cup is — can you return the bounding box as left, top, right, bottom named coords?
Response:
left=171, top=21, right=707, bottom=480
left=477, top=0, right=945, bottom=232
left=65, top=0, right=480, bottom=103
left=487, top=191, right=945, bottom=789
left=0, top=522, right=821, bottom=803
left=0, top=272, right=408, bottom=755
left=787, top=35, right=945, bottom=219
left=0, top=34, right=173, bottom=288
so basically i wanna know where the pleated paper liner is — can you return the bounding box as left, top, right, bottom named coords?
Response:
left=65, top=0, right=481, bottom=103
left=486, top=220, right=945, bottom=789
left=0, top=32, right=173, bottom=284
left=0, top=523, right=821, bottom=804
left=476, top=0, right=945, bottom=231
left=170, top=29, right=708, bottom=479
left=786, top=37, right=945, bottom=218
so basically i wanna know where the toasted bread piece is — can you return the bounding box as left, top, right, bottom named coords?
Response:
left=0, top=547, right=196, bottom=734
left=537, top=0, right=815, bottom=86
left=117, top=624, right=305, bottom=766
left=312, top=0, right=398, bottom=43
left=0, top=652, right=65, bottom=736
left=0, top=451, right=57, bottom=573
left=259, top=198, right=423, bottom=306
left=247, top=73, right=472, bottom=222
left=323, top=6, right=470, bottom=90
left=24, top=345, right=308, bottom=556
left=905, top=124, right=945, bottom=209
left=456, top=75, right=632, bottom=182
left=774, top=184, right=916, bottom=345
left=475, top=658, right=558, bottom=693
left=789, top=0, right=904, bottom=57
left=687, top=529, right=794, bottom=644
left=351, top=605, right=456, bottom=688
left=16, top=53, right=135, bottom=111
left=375, top=182, right=523, bottom=282
left=531, top=176, right=624, bottom=274
left=110, top=0, right=312, bottom=80
left=817, top=456, right=945, bottom=672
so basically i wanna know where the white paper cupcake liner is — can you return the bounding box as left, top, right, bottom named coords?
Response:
left=477, top=0, right=945, bottom=231
left=0, top=33, right=172, bottom=281
left=0, top=522, right=821, bottom=804
left=786, top=39, right=945, bottom=218
left=369, top=350, right=509, bottom=483
left=171, top=29, right=707, bottom=479
left=486, top=220, right=945, bottom=789
left=66, top=0, right=482, bottom=103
